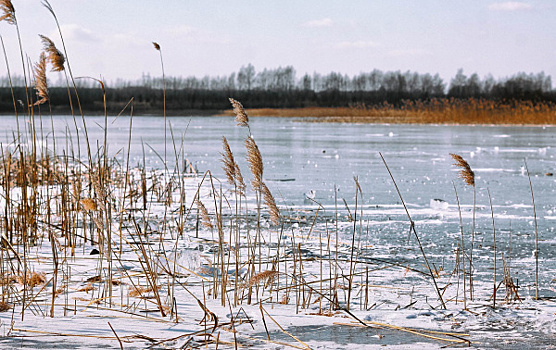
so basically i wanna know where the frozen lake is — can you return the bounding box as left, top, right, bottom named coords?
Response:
left=2, top=115, right=556, bottom=348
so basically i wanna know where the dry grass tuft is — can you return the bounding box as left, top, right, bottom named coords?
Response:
left=17, top=271, right=46, bottom=288
left=450, top=153, right=475, bottom=186
left=39, top=34, right=65, bottom=72
left=0, top=154, right=64, bottom=187
left=229, top=98, right=249, bottom=127
left=33, top=52, right=49, bottom=106
left=261, top=182, right=280, bottom=225
left=78, top=283, right=96, bottom=293
left=0, top=301, right=12, bottom=312
left=247, top=270, right=277, bottom=288
left=80, top=198, right=97, bottom=211
left=129, top=285, right=161, bottom=298
left=0, top=0, right=15, bottom=24
left=245, top=137, right=263, bottom=189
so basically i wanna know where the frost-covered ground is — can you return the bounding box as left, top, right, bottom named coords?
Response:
left=0, top=171, right=554, bottom=349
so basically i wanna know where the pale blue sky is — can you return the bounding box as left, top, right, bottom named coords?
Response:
left=1, top=0, right=555, bottom=85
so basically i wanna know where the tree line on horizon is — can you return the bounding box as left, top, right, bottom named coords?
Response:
left=0, top=65, right=554, bottom=114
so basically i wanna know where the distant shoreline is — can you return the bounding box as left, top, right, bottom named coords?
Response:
left=1, top=104, right=555, bottom=125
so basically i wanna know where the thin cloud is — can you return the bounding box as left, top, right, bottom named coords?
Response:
left=58, top=24, right=98, bottom=42
left=165, top=25, right=195, bottom=37
left=387, top=49, right=432, bottom=57
left=336, top=40, right=379, bottom=49
left=303, top=18, right=333, bottom=28
left=488, top=2, right=532, bottom=11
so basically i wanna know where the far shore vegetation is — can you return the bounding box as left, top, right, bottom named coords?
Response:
left=1, top=65, right=555, bottom=124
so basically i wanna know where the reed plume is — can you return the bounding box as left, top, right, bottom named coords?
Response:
left=0, top=0, right=15, bottom=24
left=196, top=199, right=213, bottom=230
left=33, top=53, right=49, bottom=106
left=39, top=34, right=65, bottom=71
left=451, top=153, right=475, bottom=186
left=152, top=42, right=160, bottom=51
left=245, top=137, right=263, bottom=189
left=261, top=182, right=280, bottom=225
left=229, top=98, right=249, bottom=127
left=221, top=136, right=236, bottom=185
left=221, top=136, right=245, bottom=196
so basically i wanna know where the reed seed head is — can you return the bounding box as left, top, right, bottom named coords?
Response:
left=0, top=0, right=15, bottom=25
left=229, top=98, right=249, bottom=127
left=221, top=136, right=246, bottom=196
left=196, top=199, right=213, bottom=230
left=450, top=153, right=475, bottom=187
left=33, top=53, right=49, bottom=106
left=39, top=34, right=65, bottom=72
left=152, top=42, right=160, bottom=51
left=261, top=182, right=280, bottom=225
left=245, top=137, right=263, bottom=189
left=221, top=136, right=236, bottom=185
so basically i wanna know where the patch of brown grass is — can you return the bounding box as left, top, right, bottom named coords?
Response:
left=0, top=301, right=12, bottom=312
left=129, top=285, right=161, bottom=298
left=16, top=271, right=46, bottom=288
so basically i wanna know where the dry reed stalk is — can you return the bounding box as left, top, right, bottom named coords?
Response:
left=245, top=137, right=263, bottom=189
left=261, top=182, right=280, bottom=225
left=524, top=159, right=539, bottom=299
left=380, top=153, right=446, bottom=309
left=196, top=199, right=213, bottom=230
left=234, top=163, right=246, bottom=196
left=229, top=98, right=249, bottom=127
left=452, top=182, right=467, bottom=309
left=42, top=0, right=92, bottom=167
left=0, top=0, right=15, bottom=24
left=487, top=188, right=497, bottom=309
left=346, top=177, right=361, bottom=311
left=451, top=153, right=476, bottom=299
left=259, top=305, right=311, bottom=349
left=39, top=34, right=65, bottom=72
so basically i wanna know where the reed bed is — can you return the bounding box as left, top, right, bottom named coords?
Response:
left=0, top=1, right=552, bottom=348
left=224, top=98, right=556, bottom=125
